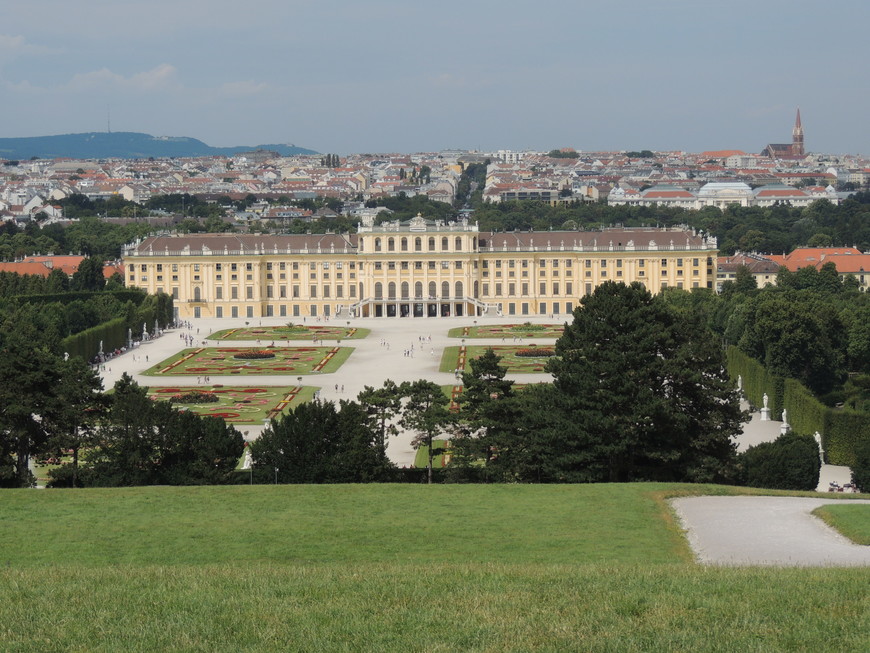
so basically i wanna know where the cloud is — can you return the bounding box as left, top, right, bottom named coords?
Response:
left=216, top=80, right=269, bottom=97
left=64, top=63, right=179, bottom=92
left=0, top=34, right=59, bottom=65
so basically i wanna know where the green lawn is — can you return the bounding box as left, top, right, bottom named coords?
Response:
left=1, top=484, right=868, bottom=652
left=441, top=345, right=556, bottom=373
left=813, top=504, right=870, bottom=545
left=142, top=346, right=353, bottom=376
left=209, top=325, right=370, bottom=341
left=147, top=385, right=315, bottom=424
left=414, top=440, right=448, bottom=469
left=448, top=323, right=565, bottom=339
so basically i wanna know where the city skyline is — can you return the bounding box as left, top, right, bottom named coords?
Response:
left=2, top=1, right=869, bottom=155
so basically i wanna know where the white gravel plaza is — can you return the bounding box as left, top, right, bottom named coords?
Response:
left=672, top=496, right=870, bottom=567
left=97, top=312, right=560, bottom=467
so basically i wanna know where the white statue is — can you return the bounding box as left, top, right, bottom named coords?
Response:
left=762, top=393, right=769, bottom=409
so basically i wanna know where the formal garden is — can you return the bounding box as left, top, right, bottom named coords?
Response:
left=448, top=322, right=564, bottom=339
left=143, top=346, right=352, bottom=376
left=208, top=324, right=369, bottom=341
left=440, top=345, right=556, bottom=373
left=147, top=385, right=315, bottom=424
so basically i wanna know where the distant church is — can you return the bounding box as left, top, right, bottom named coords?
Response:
left=761, top=109, right=805, bottom=159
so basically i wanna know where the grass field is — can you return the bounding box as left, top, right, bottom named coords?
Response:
left=414, top=440, right=448, bottom=468
left=441, top=345, right=556, bottom=373
left=208, top=325, right=370, bottom=341
left=448, top=323, right=565, bottom=339
left=1, top=484, right=868, bottom=652
left=142, top=346, right=353, bottom=376
left=146, top=385, right=315, bottom=424
left=813, top=504, right=870, bottom=545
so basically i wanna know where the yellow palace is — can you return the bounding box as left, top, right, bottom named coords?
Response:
left=122, top=216, right=717, bottom=321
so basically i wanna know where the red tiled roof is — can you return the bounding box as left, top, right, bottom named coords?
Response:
left=755, top=189, right=808, bottom=197
left=643, top=190, right=694, bottom=198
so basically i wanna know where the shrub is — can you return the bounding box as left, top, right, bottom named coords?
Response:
left=512, top=322, right=545, bottom=332
left=739, top=433, right=821, bottom=490
left=172, top=391, right=218, bottom=404
left=515, top=348, right=555, bottom=358
left=851, top=439, right=870, bottom=492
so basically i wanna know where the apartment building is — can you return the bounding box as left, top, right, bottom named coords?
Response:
left=122, top=217, right=717, bottom=320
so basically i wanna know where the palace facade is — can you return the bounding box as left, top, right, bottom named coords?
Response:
left=122, top=217, right=717, bottom=320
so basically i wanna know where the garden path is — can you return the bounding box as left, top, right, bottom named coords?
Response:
left=672, top=496, right=870, bottom=566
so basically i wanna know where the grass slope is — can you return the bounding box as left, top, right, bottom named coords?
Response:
left=0, top=485, right=687, bottom=566
left=1, top=484, right=868, bottom=652
left=813, top=504, right=870, bottom=545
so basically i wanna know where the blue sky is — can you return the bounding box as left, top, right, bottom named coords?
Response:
left=2, top=0, right=868, bottom=155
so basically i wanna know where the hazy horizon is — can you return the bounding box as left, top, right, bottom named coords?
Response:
left=3, top=1, right=869, bottom=156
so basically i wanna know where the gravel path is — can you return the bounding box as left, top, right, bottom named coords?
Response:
left=672, top=496, right=870, bottom=566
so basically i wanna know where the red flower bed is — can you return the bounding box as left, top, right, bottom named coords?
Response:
left=514, top=348, right=555, bottom=357
left=234, top=351, right=276, bottom=360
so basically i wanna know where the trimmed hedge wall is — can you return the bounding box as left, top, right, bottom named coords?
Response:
left=726, top=347, right=784, bottom=417
left=727, top=346, right=870, bottom=467
left=61, top=317, right=127, bottom=362
left=13, top=290, right=147, bottom=306
left=783, top=379, right=826, bottom=439
left=822, top=411, right=870, bottom=468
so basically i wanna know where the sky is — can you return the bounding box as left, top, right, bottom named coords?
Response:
left=2, top=0, right=869, bottom=155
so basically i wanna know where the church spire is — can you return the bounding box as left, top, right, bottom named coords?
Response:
left=792, top=107, right=804, bottom=156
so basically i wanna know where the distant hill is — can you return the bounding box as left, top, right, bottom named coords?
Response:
left=0, top=132, right=318, bottom=160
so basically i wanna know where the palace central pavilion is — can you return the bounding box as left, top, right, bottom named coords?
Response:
left=122, top=216, right=717, bottom=321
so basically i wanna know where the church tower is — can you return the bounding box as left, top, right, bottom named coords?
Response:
left=792, top=108, right=804, bottom=157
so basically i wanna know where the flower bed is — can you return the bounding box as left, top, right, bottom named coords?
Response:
left=234, top=351, right=276, bottom=360
left=145, top=346, right=353, bottom=376
left=148, top=385, right=315, bottom=424
left=515, top=348, right=555, bottom=357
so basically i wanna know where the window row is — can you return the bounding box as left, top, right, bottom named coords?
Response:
left=369, top=236, right=475, bottom=252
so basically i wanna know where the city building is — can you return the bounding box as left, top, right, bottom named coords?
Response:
left=761, top=108, right=805, bottom=159
left=122, top=218, right=717, bottom=320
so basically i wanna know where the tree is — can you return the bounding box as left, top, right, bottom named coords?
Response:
left=450, top=348, right=516, bottom=479
left=0, top=309, right=64, bottom=487
left=250, top=399, right=393, bottom=483
left=71, top=256, right=106, bottom=291
left=42, top=358, right=105, bottom=487
left=399, top=380, right=454, bottom=484
left=807, top=233, right=833, bottom=247
left=82, top=374, right=245, bottom=486
left=738, top=292, right=846, bottom=394
left=739, top=433, right=821, bottom=490
left=357, top=380, right=403, bottom=458
left=544, top=282, right=744, bottom=483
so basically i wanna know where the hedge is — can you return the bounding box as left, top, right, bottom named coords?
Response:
left=727, top=345, right=870, bottom=467
left=13, top=289, right=147, bottom=306
left=61, top=317, right=127, bottom=362
left=726, top=346, right=784, bottom=417
left=822, top=411, right=870, bottom=468
left=782, top=379, right=827, bottom=439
